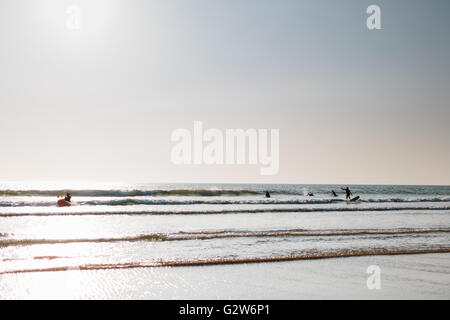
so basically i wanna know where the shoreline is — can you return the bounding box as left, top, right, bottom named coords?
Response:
left=1, top=253, right=449, bottom=299
left=2, top=248, right=450, bottom=275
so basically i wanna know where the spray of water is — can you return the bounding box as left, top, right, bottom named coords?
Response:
left=303, top=188, right=308, bottom=196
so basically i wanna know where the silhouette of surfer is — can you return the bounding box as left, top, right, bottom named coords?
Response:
left=64, top=192, right=72, bottom=202
left=341, top=187, right=352, bottom=200
left=265, top=191, right=270, bottom=198
left=331, top=190, right=337, bottom=197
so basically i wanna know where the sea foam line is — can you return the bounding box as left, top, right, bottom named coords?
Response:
left=1, top=197, right=449, bottom=207
left=1, top=228, right=449, bottom=247
left=2, top=248, right=450, bottom=275
left=0, top=189, right=264, bottom=197
left=1, top=206, right=450, bottom=217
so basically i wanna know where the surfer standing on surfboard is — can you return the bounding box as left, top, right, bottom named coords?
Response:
left=341, top=187, right=352, bottom=200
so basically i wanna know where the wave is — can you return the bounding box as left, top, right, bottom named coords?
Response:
left=2, top=256, right=72, bottom=262
left=0, top=189, right=265, bottom=197
left=362, top=197, right=450, bottom=203
left=0, top=198, right=336, bottom=207
left=1, top=205, right=449, bottom=217
left=1, top=197, right=449, bottom=208
left=2, top=227, right=449, bottom=247
left=2, top=247, right=450, bottom=274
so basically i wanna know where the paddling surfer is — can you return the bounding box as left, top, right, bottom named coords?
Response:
left=64, top=192, right=72, bottom=202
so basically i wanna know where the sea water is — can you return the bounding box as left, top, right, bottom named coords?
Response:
left=0, top=183, right=449, bottom=276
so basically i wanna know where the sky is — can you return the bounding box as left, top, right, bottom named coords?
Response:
left=0, top=0, right=449, bottom=185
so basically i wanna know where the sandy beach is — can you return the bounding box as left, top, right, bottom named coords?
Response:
left=1, top=253, right=448, bottom=299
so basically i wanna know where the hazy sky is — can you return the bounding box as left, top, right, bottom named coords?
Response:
left=0, top=0, right=449, bottom=185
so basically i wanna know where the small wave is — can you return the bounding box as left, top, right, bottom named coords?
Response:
left=2, top=228, right=448, bottom=247
left=2, top=255, right=74, bottom=262
left=1, top=206, right=449, bottom=217
left=363, top=197, right=450, bottom=203
left=0, top=198, right=339, bottom=207
left=0, top=189, right=265, bottom=197
left=2, top=248, right=449, bottom=274
left=1, top=197, right=449, bottom=208
left=33, top=256, right=70, bottom=260
left=0, top=234, right=165, bottom=247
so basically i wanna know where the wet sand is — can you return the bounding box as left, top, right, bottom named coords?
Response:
left=1, top=253, right=449, bottom=299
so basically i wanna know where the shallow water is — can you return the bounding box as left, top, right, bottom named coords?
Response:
left=1, top=254, right=449, bottom=299
left=0, top=183, right=449, bottom=275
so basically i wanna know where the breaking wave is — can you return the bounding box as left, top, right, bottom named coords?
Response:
left=2, top=247, right=450, bottom=274
left=0, top=189, right=265, bottom=197
left=2, top=227, right=449, bottom=247
left=0, top=197, right=449, bottom=208
left=1, top=205, right=449, bottom=217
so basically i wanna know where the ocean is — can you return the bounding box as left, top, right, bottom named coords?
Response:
left=0, top=182, right=449, bottom=299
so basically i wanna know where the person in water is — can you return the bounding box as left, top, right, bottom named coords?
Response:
left=307, top=192, right=314, bottom=196
left=64, top=192, right=71, bottom=202
left=331, top=190, right=338, bottom=197
left=341, top=187, right=352, bottom=200
left=265, top=191, right=270, bottom=198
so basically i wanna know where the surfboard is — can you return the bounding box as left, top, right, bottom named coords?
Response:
left=57, top=199, right=71, bottom=207
left=350, top=196, right=360, bottom=202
